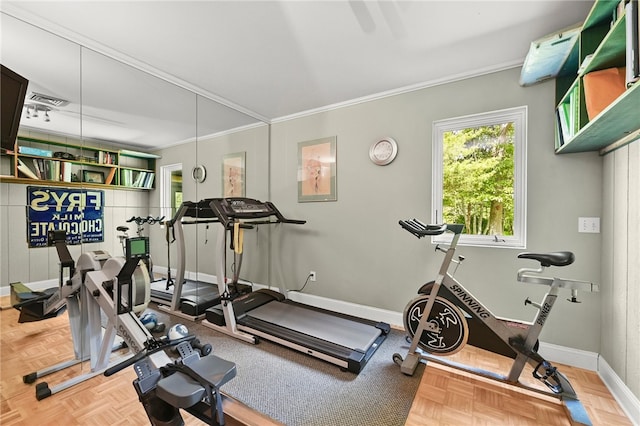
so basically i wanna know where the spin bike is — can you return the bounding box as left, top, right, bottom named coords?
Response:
left=393, top=220, right=599, bottom=425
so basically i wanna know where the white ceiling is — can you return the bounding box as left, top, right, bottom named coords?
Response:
left=1, top=1, right=592, bottom=149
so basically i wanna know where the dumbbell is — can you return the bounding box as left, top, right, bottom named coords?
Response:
left=192, top=338, right=212, bottom=356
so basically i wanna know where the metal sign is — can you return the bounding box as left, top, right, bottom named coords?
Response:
left=27, top=186, right=104, bottom=247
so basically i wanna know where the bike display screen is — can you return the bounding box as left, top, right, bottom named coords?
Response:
left=126, top=236, right=149, bottom=259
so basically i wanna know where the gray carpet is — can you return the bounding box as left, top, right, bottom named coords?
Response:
left=151, top=306, right=424, bottom=426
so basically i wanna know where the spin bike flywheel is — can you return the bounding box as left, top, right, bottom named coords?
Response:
left=403, top=294, right=469, bottom=355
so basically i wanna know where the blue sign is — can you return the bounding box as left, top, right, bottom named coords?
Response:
left=27, top=186, right=104, bottom=247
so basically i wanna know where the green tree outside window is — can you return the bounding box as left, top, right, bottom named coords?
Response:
left=433, top=106, right=526, bottom=248
left=443, top=123, right=515, bottom=236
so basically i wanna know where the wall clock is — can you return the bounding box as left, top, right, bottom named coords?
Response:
left=191, top=165, right=207, bottom=183
left=369, top=137, right=398, bottom=166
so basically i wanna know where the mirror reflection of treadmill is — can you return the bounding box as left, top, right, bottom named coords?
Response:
left=150, top=280, right=221, bottom=316
left=151, top=200, right=250, bottom=320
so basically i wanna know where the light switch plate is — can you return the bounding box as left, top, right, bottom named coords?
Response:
left=578, top=217, right=600, bottom=233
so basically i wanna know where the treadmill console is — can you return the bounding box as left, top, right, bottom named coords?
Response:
left=209, top=197, right=306, bottom=227
left=220, top=198, right=276, bottom=218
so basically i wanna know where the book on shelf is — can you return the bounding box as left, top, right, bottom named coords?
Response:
left=31, top=159, right=42, bottom=179
left=18, top=146, right=53, bottom=157
left=121, top=170, right=155, bottom=188
left=120, top=169, right=131, bottom=186
left=62, top=162, right=73, bottom=182
left=558, top=94, right=574, bottom=142
left=17, top=158, right=39, bottom=180
left=96, top=150, right=117, bottom=165
left=144, top=172, right=155, bottom=188
left=569, top=85, right=580, bottom=135
left=556, top=83, right=582, bottom=143
left=44, top=160, right=52, bottom=180
left=555, top=108, right=565, bottom=148
left=26, top=158, right=73, bottom=182
left=614, top=0, right=626, bottom=25
left=132, top=171, right=144, bottom=188
left=105, top=167, right=117, bottom=185
left=556, top=106, right=569, bottom=144
left=627, top=0, right=640, bottom=86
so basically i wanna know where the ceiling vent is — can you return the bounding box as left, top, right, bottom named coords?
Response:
left=28, top=92, right=70, bottom=107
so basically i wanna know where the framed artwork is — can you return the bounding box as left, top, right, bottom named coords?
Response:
left=298, top=136, right=337, bottom=202
left=222, top=152, right=246, bottom=197
left=81, top=170, right=105, bottom=184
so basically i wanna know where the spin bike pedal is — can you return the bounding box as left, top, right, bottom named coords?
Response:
left=533, top=361, right=563, bottom=394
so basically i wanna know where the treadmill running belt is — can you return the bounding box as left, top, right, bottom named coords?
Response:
left=150, top=279, right=219, bottom=302
left=247, top=302, right=381, bottom=352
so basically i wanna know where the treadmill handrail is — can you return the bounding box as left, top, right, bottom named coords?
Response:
left=165, top=199, right=221, bottom=228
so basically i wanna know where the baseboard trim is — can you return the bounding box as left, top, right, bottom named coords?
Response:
left=285, top=290, right=403, bottom=327
left=152, top=267, right=404, bottom=327
left=598, top=357, right=640, bottom=425
left=538, top=341, right=599, bottom=371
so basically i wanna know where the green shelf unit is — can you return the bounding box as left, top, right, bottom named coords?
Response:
left=582, top=14, right=628, bottom=75
left=582, top=0, right=620, bottom=30
left=547, top=0, right=640, bottom=154
left=523, top=0, right=639, bottom=154
left=556, top=81, right=640, bottom=153
left=1, top=136, right=160, bottom=190
left=118, top=148, right=158, bottom=189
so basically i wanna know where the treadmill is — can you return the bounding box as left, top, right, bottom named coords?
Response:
left=152, top=200, right=250, bottom=320
left=202, top=197, right=390, bottom=373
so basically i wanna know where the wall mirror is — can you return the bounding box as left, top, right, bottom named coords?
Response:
left=1, top=11, right=270, bottom=325
left=1, top=13, right=82, bottom=285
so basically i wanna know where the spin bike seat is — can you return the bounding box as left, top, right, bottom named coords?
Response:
left=517, top=251, right=574, bottom=267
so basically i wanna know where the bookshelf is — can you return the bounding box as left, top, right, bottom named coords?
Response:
left=0, top=136, right=159, bottom=190
left=522, top=0, right=640, bottom=154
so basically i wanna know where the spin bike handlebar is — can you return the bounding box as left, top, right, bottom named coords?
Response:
left=126, top=215, right=165, bottom=226
left=399, top=219, right=448, bottom=238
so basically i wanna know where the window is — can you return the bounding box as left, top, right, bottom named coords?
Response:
left=432, top=106, right=527, bottom=248
left=160, top=163, right=183, bottom=220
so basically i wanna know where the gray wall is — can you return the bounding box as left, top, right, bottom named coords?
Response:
left=268, top=67, right=603, bottom=352
left=602, top=141, right=640, bottom=400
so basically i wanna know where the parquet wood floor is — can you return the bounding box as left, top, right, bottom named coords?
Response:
left=404, top=345, right=632, bottom=426
left=0, top=299, right=633, bottom=425
left=0, top=302, right=281, bottom=426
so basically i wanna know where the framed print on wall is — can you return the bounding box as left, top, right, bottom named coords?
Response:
left=81, top=170, right=105, bottom=184
left=222, top=152, right=245, bottom=197
left=298, top=136, right=337, bottom=202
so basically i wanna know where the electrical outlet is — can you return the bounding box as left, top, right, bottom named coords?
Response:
left=309, top=271, right=316, bottom=282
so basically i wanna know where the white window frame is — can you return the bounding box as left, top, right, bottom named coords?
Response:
left=160, top=163, right=182, bottom=221
left=432, top=106, right=527, bottom=249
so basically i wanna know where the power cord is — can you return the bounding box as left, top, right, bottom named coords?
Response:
left=292, top=273, right=313, bottom=293
left=229, top=262, right=254, bottom=290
